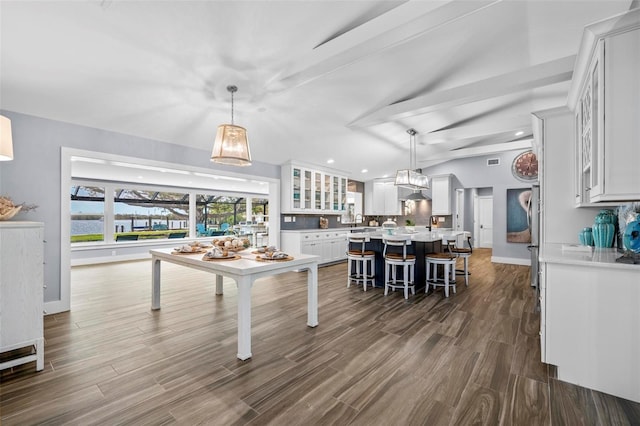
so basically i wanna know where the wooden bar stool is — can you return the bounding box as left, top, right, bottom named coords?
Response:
left=347, top=234, right=376, bottom=291
left=425, top=252, right=457, bottom=297
left=382, top=234, right=416, bottom=299
left=450, top=233, right=472, bottom=286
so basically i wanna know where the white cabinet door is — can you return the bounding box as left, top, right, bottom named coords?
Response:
left=569, top=15, right=640, bottom=204
left=383, top=183, right=400, bottom=216
left=545, top=262, right=640, bottom=402
left=372, top=181, right=386, bottom=214
left=365, top=179, right=401, bottom=216
left=597, top=28, right=640, bottom=202
left=0, top=222, right=45, bottom=372
left=431, top=175, right=452, bottom=215
left=328, top=233, right=348, bottom=262
left=301, top=239, right=322, bottom=258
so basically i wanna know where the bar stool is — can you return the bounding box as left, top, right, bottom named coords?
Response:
left=450, top=232, right=472, bottom=286
left=347, top=234, right=376, bottom=291
left=425, top=252, right=457, bottom=297
left=382, top=234, right=416, bottom=299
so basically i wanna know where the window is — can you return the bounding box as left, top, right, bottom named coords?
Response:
left=70, top=181, right=268, bottom=243
left=70, top=185, right=105, bottom=242
left=114, top=189, right=189, bottom=240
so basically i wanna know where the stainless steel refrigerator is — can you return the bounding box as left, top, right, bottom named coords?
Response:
left=528, top=184, right=540, bottom=310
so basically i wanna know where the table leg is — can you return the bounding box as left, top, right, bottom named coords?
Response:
left=215, top=274, right=224, bottom=295
left=236, top=276, right=253, bottom=360
left=307, top=263, right=319, bottom=327
left=152, top=257, right=161, bottom=310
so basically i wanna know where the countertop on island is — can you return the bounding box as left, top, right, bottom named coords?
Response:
left=281, top=228, right=468, bottom=243
left=540, top=243, right=640, bottom=271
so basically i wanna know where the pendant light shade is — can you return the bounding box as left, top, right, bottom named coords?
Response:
left=395, top=128, right=429, bottom=191
left=211, top=85, right=252, bottom=166
left=0, top=115, right=14, bottom=161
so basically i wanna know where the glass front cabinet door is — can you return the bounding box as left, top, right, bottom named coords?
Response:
left=282, top=162, right=349, bottom=213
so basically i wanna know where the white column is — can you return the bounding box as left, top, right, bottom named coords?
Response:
left=189, top=192, right=197, bottom=237
left=245, top=197, right=252, bottom=222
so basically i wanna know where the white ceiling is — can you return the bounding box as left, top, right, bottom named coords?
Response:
left=1, top=0, right=634, bottom=184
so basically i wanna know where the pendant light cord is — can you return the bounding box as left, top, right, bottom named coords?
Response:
left=407, top=128, right=417, bottom=171
left=227, top=85, right=238, bottom=125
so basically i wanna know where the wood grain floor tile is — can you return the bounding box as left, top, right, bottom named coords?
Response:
left=2, top=248, right=638, bottom=425
left=550, top=378, right=600, bottom=425
left=450, top=383, right=502, bottom=426
left=592, top=389, right=640, bottom=426
left=501, top=374, right=550, bottom=426
left=471, top=340, right=514, bottom=395
left=511, top=334, right=548, bottom=384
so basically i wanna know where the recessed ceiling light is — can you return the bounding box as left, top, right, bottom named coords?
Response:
left=361, top=169, right=368, bottom=173
left=137, top=175, right=144, bottom=179
left=382, top=174, right=389, bottom=178
left=327, top=159, right=335, bottom=164
left=515, top=131, right=524, bottom=136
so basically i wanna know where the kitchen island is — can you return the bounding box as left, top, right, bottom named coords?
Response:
left=349, top=230, right=467, bottom=289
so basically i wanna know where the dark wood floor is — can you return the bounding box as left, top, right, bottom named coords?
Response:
left=2, top=248, right=639, bottom=425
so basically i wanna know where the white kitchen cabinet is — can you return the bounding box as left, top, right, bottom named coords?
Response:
left=364, top=179, right=401, bottom=216
left=327, top=231, right=348, bottom=263
left=281, top=230, right=348, bottom=265
left=281, top=162, right=348, bottom=214
left=539, top=254, right=640, bottom=403
left=431, top=174, right=452, bottom=215
left=569, top=10, right=640, bottom=205
left=532, top=107, right=598, bottom=246
left=0, top=221, right=45, bottom=372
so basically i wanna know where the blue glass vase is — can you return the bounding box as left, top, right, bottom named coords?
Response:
left=594, top=209, right=616, bottom=225
left=592, top=223, right=614, bottom=248
left=579, top=227, right=593, bottom=246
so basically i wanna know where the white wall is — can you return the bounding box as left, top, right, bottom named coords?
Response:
left=0, top=110, right=280, bottom=312
left=423, top=151, right=537, bottom=263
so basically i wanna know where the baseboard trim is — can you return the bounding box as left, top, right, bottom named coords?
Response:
left=491, top=256, right=531, bottom=266
left=44, top=300, right=69, bottom=315
left=71, top=253, right=151, bottom=266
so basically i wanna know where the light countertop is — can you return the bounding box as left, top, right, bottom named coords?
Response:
left=281, top=228, right=468, bottom=243
left=540, top=243, right=640, bottom=271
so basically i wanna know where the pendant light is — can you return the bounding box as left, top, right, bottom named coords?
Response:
left=395, top=128, right=429, bottom=194
left=211, top=85, right=252, bottom=166
left=0, top=115, right=14, bottom=161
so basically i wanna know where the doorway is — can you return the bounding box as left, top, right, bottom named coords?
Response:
left=475, top=195, right=493, bottom=248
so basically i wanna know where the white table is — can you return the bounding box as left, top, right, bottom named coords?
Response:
left=150, top=248, right=319, bottom=360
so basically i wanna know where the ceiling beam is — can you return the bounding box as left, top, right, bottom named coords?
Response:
left=349, top=56, right=575, bottom=127
left=273, top=0, right=500, bottom=89
left=421, top=116, right=532, bottom=144
left=420, top=139, right=533, bottom=164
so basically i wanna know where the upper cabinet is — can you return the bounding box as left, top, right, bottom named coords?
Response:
left=569, top=9, right=640, bottom=205
left=281, top=161, right=348, bottom=214
left=364, top=179, right=402, bottom=216
left=431, top=174, right=452, bottom=215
